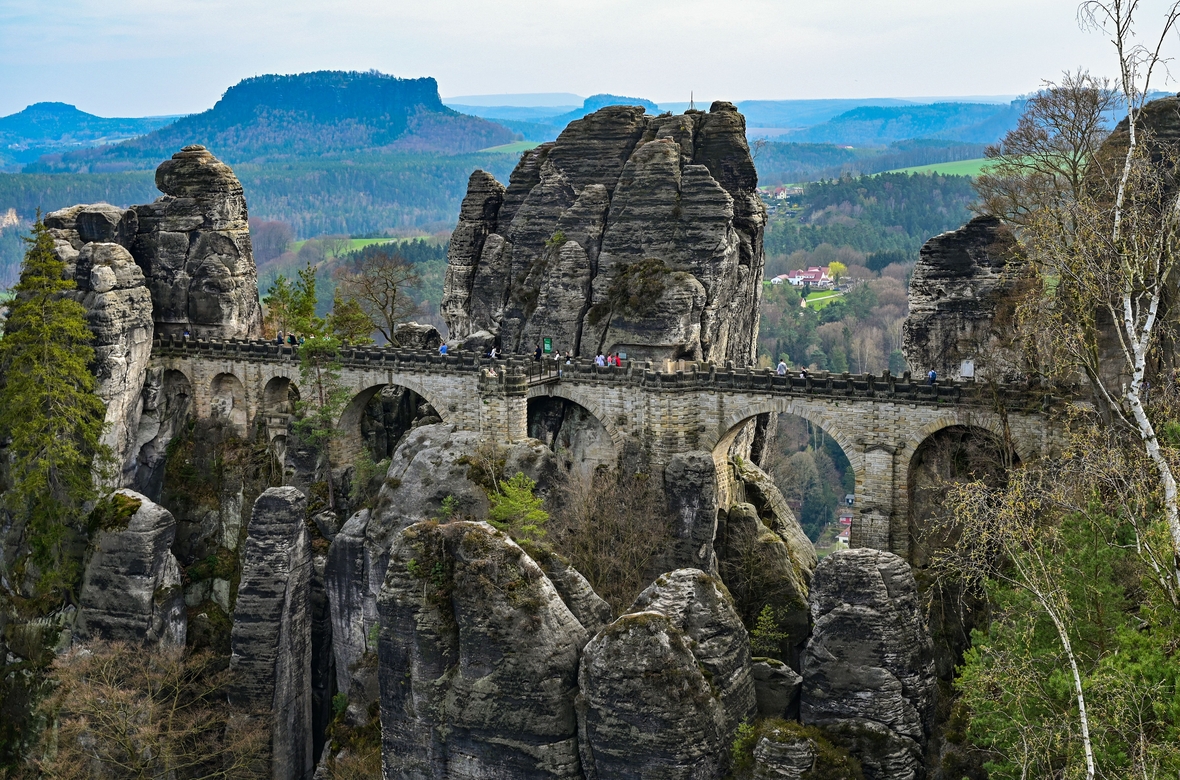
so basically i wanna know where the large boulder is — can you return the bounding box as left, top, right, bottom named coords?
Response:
left=129, top=145, right=263, bottom=339
left=77, top=490, right=185, bottom=648
left=577, top=568, right=755, bottom=779
left=442, top=102, right=766, bottom=364
left=801, top=549, right=936, bottom=780
left=230, top=487, right=313, bottom=780
left=902, top=215, right=1030, bottom=382
left=378, top=520, right=588, bottom=778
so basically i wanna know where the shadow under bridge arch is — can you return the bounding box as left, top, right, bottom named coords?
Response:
left=526, top=387, right=620, bottom=478
left=709, top=398, right=863, bottom=548
left=335, top=380, right=447, bottom=465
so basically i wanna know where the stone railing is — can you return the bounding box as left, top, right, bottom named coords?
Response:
left=151, top=337, right=1067, bottom=408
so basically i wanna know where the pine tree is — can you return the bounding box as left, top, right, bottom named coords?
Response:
left=328, top=289, right=375, bottom=345
left=0, top=219, right=108, bottom=595
left=289, top=267, right=350, bottom=510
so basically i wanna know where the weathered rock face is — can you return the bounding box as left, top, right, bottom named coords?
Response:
left=720, top=460, right=817, bottom=667
left=577, top=569, right=755, bottom=779
left=77, top=490, right=186, bottom=648
left=392, top=321, right=444, bottom=350
left=230, top=487, right=313, bottom=780
left=75, top=243, right=154, bottom=483
left=42, top=206, right=156, bottom=487
left=325, top=423, right=562, bottom=714
left=752, top=658, right=803, bottom=721
left=801, top=549, right=936, bottom=780
left=129, top=145, right=263, bottom=339
left=659, top=451, right=721, bottom=576
left=378, top=520, right=588, bottom=779
left=902, top=215, right=1030, bottom=382
left=443, top=102, right=766, bottom=364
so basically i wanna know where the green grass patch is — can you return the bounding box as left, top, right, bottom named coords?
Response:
left=882, top=157, right=994, bottom=177
left=802, top=290, right=843, bottom=311
left=478, top=141, right=543, bottom=154
left=290, top=236, right=416, bottom=253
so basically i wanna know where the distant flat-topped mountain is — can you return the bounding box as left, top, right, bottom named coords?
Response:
left=0, top=102, right=175, bottom=170
left=26, top=71, right=517, bottom=173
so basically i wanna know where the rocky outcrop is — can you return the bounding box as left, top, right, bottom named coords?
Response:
left=743, top=721, right=864, bottom=780
left=392, top=321, right=443, bottom=350
left=77, top=490, right=185, bottom=648
left=660, top=451, right=720, bottom=575
left=577, top=569, right=755, bottom=779
left=378, top=520, right=588, bottom=778
left=752, top=659, right=802, bottom=720
left=442, top=102, right=766, bottom=364
left=42, top=206, right=155, bottom=486
left=325, top=424, right=562, bottom=717
left=902, top=215, right=1029, bottom=382
left=719, top=460, right=817, bottom=666
left=524, top=543, right=613, bottom=637
left=801, top=549, right=936, bottom=780
left=75, top=243, right=154, bottom=483
left=230, top=487, right=313, bottom=780
left=129, top=145, right=263, bottom=339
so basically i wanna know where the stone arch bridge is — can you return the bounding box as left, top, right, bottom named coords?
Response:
left=152, top=337, right=1064, bottom=558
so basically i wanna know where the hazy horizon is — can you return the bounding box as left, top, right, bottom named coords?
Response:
left=0, top=0, right=1161, bottom=118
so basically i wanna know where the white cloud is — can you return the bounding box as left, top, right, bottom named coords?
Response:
left=0, top=0, right=1171, bottom=116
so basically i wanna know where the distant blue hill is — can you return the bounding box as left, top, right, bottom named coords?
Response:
left=785, top=102, right=1026, bottom=145
left=26, top=70, right=517, bottom=173
left=0, top=102, right=176, bottom=170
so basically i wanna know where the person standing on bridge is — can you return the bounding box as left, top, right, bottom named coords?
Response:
left=534, top=344, right=542, bottom=361
left=275, top=331, right=284, bottom=345
left=927, top=369, right=937, bottom=386
left=595, top=353, right=606, bottom=367
left=777, top=359, right=787, bottom=376
left=439, top=342, right=448, bottom=355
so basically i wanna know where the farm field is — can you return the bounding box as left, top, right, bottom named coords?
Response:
left=884, top=157, right=993, bottom=177
left=289, top=236, right=416, bottom=253
left=479, top=140, right=543, bottom=153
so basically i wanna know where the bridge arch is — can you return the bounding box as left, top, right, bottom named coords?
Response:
left=336, top=377, right=449, bottom=464
left=708, top=398, right=865, bottom=508
left=526, top=385, right=625, bottom=449
left=906, top=422, right=1019, bottom=567
left=709, top=400, right=862, bottom=550
left=210, top=372, right=248, bottom=436
left=526, top=391, right=617, bottom=478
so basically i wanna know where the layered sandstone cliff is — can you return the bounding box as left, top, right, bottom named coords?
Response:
left=442, top=102, right=766, bottom=364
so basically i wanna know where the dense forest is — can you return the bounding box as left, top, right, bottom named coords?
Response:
left=765, top=172, right=976, bottom=257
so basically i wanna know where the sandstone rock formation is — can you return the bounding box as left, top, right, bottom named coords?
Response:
left=76, top=243, right=154, bottom=483
left=752, top=659, right=803, bottom=720
left=660, top=451, right=721, bottom=575
left=129, top=145, right=263, bottom=339
left=77, top=489, right=186, bottom=647
left=902, top=215, right=1030, bottom=382
left=325, top=423, right=562, bottom=714
left=577, top=569, right=755, bottom=779
left=43, top=206, right=155, bottom=485
left=801, top=549, right=936, bottom=780
left=230, top=487, right=313, bottom=780
left=719, top=460, right=817, bottom=665
left=442, top=102, right=766, bottom=364
left=378, top=520, right=588, bottom=778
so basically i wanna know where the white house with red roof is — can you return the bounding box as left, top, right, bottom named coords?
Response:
left=785, top=266, right=832, bottom=289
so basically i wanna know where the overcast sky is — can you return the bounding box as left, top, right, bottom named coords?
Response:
left=0, top=0, right=1173, bottom=118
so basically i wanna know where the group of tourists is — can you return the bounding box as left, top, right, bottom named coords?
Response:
left=275, top=331, right=305, bottom=346
left=594, top=353, right=623, bottom=367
